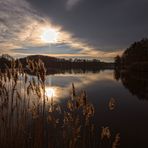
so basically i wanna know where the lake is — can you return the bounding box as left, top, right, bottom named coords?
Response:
left=1, top=68, right=148, bottom=148
left=45, top=70, right=148, bottom=148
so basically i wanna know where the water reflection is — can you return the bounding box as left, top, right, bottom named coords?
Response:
left=2, top=69, right=148, bottom=147
left=45, top=87, right=55, bottom=98
left=114, top=69, right=148, bottom=100
left=27, top=68, right=148, bottom=101
left=44, top=70, right=114, bottom=102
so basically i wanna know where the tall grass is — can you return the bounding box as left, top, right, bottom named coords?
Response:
left=0, top=58, right=120, bottom=148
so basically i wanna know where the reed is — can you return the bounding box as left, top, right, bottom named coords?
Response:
left=0, top=57, right=120, bottom=148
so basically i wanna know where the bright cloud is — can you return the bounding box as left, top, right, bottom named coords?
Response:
left=0, top=0, right=123, bottom=61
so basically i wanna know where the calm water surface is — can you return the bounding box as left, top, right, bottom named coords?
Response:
left=45, top=70, right=148, bottom=147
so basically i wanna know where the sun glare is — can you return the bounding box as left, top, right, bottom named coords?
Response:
left=45, top=87, right=55, bottom=98
left=41, top=28, right=59, bottom=43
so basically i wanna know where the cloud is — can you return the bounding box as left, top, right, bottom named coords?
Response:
left=0, top=0, right=124, bottom=61
left=66, top=0, right=82, bottom=10
left=27, top=0, right=148, bottom=51
left=0, top=0, right=37, bottom=50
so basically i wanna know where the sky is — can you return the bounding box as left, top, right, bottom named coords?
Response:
left=0, top=0, right=148, bottom=61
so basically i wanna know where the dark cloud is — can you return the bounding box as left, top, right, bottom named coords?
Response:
left=27, top=0, right=148, bottom=50
left=1, top=0, right=148, bottom=60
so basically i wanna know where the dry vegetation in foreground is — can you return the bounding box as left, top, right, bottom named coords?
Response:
left=0, top=58, right=120, bottom=148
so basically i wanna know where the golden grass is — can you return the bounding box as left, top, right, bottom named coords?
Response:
left=0, top=58, right=120, bottom=148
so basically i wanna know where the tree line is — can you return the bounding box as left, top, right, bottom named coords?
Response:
left=0, top=54, right=114, bottom=74
left=115, top=38, right=148, bottom=72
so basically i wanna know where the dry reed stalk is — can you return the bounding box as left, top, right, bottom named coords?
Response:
left=0, top=55, right=120, bottom=148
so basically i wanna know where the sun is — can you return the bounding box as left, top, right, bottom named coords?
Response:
left=41, top=28, right=59, bottom=43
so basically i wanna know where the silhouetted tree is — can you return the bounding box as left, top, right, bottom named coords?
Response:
left=115, top=38, right=148, bottom=71
left=114, top=55, right=121, bottom=69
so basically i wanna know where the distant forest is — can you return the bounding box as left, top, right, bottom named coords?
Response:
left=0, top=54, right=114, bottom=74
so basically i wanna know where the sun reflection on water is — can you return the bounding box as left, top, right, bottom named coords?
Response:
left=45, top=87, right=56, bottom=98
